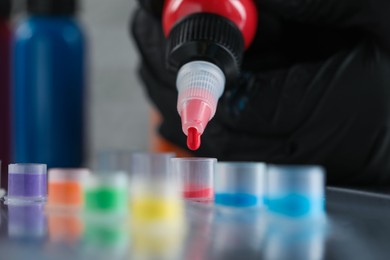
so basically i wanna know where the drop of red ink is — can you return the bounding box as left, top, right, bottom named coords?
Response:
left=187, top=127, right=201, bottom=150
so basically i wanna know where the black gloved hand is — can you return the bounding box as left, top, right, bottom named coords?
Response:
left=132, top=0, right=390, bottom=185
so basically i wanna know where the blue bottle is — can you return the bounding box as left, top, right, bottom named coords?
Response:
left=12, top=0, right=85, bottom=167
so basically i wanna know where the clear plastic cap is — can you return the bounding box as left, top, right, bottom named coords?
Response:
left=7, top=164, right=47, bottom=202
left=130, top=152, right=175, bottom=178
left=215, top=162, right=266, bottom=208
left=84, top=171, right=128, bottom=214
left=171, top=158, right=216, bottom=202
left=85, top=171, right=128, bottom=189
left=47, top=168, right=90, bottom=208
left=95, top=150, right=134, bottom=174
left=266, top=165, right=326, bottom=217
left=129, top=153, right=183, bottom=223
left=176, top=61, right=225, bottom=135
left=267, top=165, right=325, bottom=196
left=9, top=163, right=47, bottom=174
left=49, top=168, right=90, bottom=183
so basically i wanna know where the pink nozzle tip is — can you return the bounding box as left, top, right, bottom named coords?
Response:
left=180, top=99, right=212, bottom=133
left=180, top=99, right=213, bottom=150
left=187, top=127, right=201, bottom=150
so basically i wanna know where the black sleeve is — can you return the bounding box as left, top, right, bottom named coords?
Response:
left=132, top=1, right=390, bottom=186
left=257, top=0, right=390, bottom=52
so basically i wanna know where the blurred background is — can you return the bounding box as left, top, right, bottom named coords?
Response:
left=11, top=0, right=150, bottom=163
left=0, top=0, right=189, bottom=188
left=82, top=0, right=149, bottom=161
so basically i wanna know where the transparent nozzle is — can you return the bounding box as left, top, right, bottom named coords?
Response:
left=176, top=61, right=226, bottom=149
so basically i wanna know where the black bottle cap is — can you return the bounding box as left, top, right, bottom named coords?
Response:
left=0, top=0, right=12, bottom=18
left=27, top=0, right=78, bottom=15
left=166, top=13, right=244, bottom=87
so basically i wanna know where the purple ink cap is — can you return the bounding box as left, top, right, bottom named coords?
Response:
left=6, top=164, right=47, bottom=202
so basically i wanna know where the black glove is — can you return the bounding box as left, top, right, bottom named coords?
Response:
left=131, top=0, right=390, bottom=186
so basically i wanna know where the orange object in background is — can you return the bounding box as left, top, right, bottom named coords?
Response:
left=47, top=168, right=90, bottom=209
left=48, top=182, right=83, bottom=206
left=150, top=107, right=193, bottom=157
left=47, top=169, right=88, bottom=243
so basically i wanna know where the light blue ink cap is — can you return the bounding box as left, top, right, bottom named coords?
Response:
left=215, top=162, right=266, bottom=208
left=266, top=165, right=326, bottom=218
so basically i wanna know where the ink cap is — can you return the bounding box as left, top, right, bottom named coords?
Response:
left=6, top=164, right=47, bottom=203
